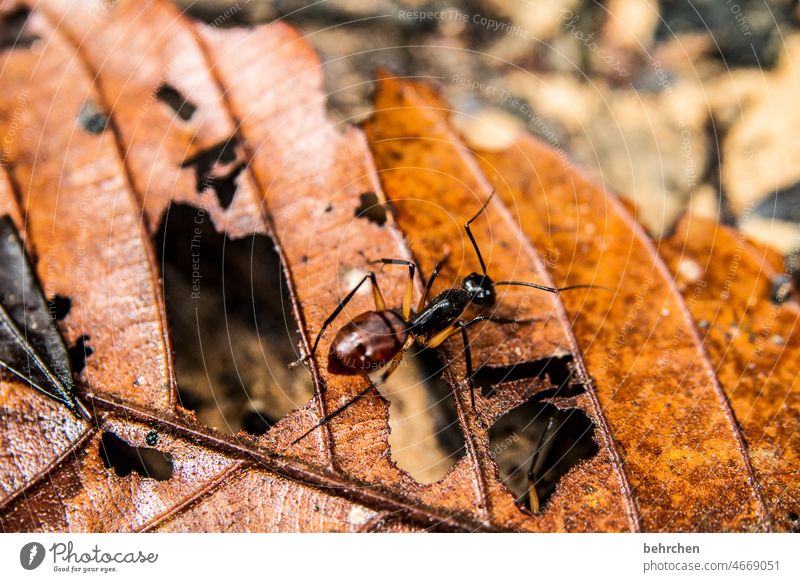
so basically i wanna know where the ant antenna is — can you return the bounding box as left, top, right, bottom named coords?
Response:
left=465, top=188, right=497, bottom=276
left=494, top=281, right=611, bottom=293
left=465, top=186, right=611, bottom=295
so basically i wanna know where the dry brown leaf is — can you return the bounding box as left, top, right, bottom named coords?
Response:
left=660, top=215, right=800, bottom=532
left=0, top=0, right=795, bottom=532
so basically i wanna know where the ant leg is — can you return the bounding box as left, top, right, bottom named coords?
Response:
left=417, top=322, right=478, bottom=412
left=465, top=188, right=497, bottom=276
left=527, top=416, right=557, bottom=513
left=420, top=324, right=459, bottom=350
left=370, top=258, right=416, bottom=320
left=291, top=351, right=405, bottom=445
left=369, top=253, right=451, bottom=318
left=291, top=271, right=385, bottom=368
left=460, top=315, right=543, bottom=408
left=417, top=252, right=450, bottom=312
left=290, top=383, right=373, bottom=445
left=418, top=313, right=529, bottom=350
left=462, top=314, right=542, bottom=329
left=417, top=315, right=543, bottom=414
left=456, top=321, right=477, bottom=411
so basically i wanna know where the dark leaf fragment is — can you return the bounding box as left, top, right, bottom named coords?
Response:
left=0, top=216, right=89, bottom=420
left=180, top=137, right=246, bottom=209
left=155, top=83, right=197, bottom=122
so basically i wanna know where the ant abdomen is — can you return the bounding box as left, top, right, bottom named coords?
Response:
left=327, top=310, right=408, bottom=375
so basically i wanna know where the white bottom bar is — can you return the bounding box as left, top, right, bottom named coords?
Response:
left=1, top=533, right=797, bottom=581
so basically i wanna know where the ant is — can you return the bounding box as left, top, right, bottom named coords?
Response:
left=291, top=191, right=598, bottom=444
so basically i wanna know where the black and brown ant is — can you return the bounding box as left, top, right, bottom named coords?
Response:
left=291, top=191, right=598, bottom=444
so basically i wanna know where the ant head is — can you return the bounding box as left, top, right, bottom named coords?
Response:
left=462, top=272, right=496, bottom=306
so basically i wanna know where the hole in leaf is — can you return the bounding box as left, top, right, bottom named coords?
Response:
left=176, top=384, right=202, bottom=412
left=377, top=345, right=465, bottom=484
left=789, top=512, right=800, bottom=533
left=157, top=203, right=313, bottom=435
left=78, top=100, right=109, bottom=134
left=354, top=191, right=387, bottom=226
left=155, top=83, right=197, bottom=122
left=478, top=355, right=576, bottom=398
left=99, top=431, right=173, bottom=480
left=68, top=334, right=93, bottom=374
left=489, top=399, right=598, bottom=513
left=47, top=295, right=72, bottom=321
left=240, top=409, right=277, bottom=436
left=0, top=8, right=40, bottom=50
left=181, top=137, right=246, bottom=209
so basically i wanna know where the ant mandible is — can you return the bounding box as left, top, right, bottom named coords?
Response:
left=291, top=190, right=597, bottom=444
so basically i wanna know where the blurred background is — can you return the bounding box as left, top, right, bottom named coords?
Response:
left=176, top=0, right=800, bottom=252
